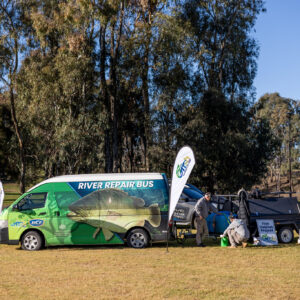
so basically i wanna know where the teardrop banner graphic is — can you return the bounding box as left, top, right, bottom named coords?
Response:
left=168, top=146, right=195, bottom=223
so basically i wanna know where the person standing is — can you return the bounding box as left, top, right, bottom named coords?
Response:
left=194, top=192, right=219, bottom=247
left=220, top=215, right=250, bottom=248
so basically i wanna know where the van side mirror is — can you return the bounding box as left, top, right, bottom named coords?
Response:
left=12, top=204, right=19, bottom=211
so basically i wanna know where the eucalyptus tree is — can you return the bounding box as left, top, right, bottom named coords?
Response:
left=16, top=0, right=104, bottom=178
left=149, top=11, right=194, bottom=174
left=0, top=0, right=28, bottom=191
left=180, top=0, right=265, bottom=102
left=177, top=90, right=279, bottom=192
left=89, top=0, right=171, bottom=173
left=121, top=0, right=161, bottom=171
left=254, top=93, right=300, bottom=191
left=0, top=95, right=17, bottom=178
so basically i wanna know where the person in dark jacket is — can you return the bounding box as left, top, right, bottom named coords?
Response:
left=194, top=192, right=219, bottom=247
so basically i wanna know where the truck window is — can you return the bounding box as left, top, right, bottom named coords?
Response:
left=18, top=193, right=47, bottom=210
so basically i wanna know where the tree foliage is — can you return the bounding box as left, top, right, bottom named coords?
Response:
left=0, top=95, right=17, bottom=178
left=0, top=0, right=28, bottom=191
left=254, top=93, right=300, bottom=190
left=176, top=90, right=279, bottom=192
left=0, top=0, right=286, bottom=193
left=180, top=0, right=265, bottom=99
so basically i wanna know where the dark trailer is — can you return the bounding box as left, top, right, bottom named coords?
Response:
left=214, top=190, right=300, bottom=244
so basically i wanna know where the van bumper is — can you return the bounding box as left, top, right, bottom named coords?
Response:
left=151, top=232, right=168, bottom=242
left=8, top=239, right=19, bottom=245
left=0, top=227, right=8, bottom=244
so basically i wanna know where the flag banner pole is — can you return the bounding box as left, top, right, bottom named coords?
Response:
left=166, top=227, right=169, bottom=253
left=0, top=180, right=4, bottom=214
left=166, top=146, right=195, bottom=252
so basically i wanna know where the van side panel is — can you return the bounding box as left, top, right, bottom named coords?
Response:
left=7, top=177, right=169, bottom=247
left=50, top=178, right=168, bottom=246
left=48, top=182, right=123, bottom=245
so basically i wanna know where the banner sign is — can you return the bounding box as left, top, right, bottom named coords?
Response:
left=256, top=219, right=278, bottom=246
left=168, top=146, right=195, bottom=223
left=68, top=180, right=164, bottom=198
left=0, top=180, right=4, bottom=213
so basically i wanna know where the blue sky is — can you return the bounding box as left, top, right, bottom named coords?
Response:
left=253, top=0, right=300, bottom=101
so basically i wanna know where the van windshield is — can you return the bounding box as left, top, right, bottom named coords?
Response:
left=18, top=193, right=47, bottom=210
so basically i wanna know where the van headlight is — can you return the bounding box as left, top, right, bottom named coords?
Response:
left=0, top=220, right=8, bottom=229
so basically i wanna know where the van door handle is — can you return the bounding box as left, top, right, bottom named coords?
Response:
left=39, top=212, right=46, bottom=216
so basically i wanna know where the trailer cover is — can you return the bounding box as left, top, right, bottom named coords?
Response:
left=248, top=197, right=300, bottom=216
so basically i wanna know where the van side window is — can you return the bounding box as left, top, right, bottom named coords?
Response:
left=54, top=191, right=80, bottom=210
left=18, top=193, right=47, bottom=210
left=127, top=188, right=168, bottom=208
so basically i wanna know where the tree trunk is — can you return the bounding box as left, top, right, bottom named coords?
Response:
left=277, top=157, right=281, bottom=191
left=111, top=1, right=125, bottom=173
left=109, top=26, right=118, bottom=173
left=105, top=129, right=112, bottom=173
left=112, top=96, right=118, bottom=173
left=142, top=15, right=151, bottom=172
left=9, top=85, right=25, bottom=193
left=270, top=165, right=274, bottom=183
left=142, top=52, right=150, bottom=171
left=100, top=25, right=113, bottom=173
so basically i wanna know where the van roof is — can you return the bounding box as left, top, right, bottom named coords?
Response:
left=28, top=173, right=165, bottom=192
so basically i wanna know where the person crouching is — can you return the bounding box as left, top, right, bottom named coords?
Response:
left=220, top=215, right=250, bottom=248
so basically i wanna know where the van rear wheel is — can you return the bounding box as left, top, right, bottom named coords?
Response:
left=127, top=229, right=149, bottom=248
left=21, top=231, right=43, bottom=251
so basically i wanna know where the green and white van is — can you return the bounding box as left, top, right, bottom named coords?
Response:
left=0, top=173, right=169, bottom=250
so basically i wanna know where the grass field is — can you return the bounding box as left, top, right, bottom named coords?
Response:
left=1, top=183, right=299, bottom=299
left=0, top=238, right=299, bottom=300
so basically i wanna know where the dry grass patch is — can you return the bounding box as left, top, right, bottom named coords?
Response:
left=1, top=238, right=299, bottom=300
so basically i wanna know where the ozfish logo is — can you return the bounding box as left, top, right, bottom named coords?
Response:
left=11, top=221, right=26, bottom=228
left=176, top=156, right=191, bottom=178
left=29, top=219, right=44, bottom=227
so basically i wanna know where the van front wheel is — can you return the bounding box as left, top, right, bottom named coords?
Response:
left=21, top=231, right=43, bottom=251
left=127, top=229, right=149, bottom=248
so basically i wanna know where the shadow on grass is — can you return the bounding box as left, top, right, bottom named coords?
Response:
left=53, top=238, right=300, bottom=250
left=14, top=244, right=128, bottom=251
left=13, top=237, right=299, bottom=251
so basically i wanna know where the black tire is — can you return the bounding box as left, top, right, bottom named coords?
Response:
left=127, top=229, right=149, bottom=248
left=277, top=226, right=294, bottom=244
left=21, top=231, right=43, bottom=251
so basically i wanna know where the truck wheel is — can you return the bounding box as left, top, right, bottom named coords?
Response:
left=277, top=227, right=294, bottom=244
left=127, top=229, right=149, bottom=248
left=21, top=231, right=43, bottom=251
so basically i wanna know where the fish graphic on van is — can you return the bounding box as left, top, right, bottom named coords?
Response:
left=67, top=189, right=161, bottom=241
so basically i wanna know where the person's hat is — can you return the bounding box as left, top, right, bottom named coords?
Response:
left=229, top=214, right=236, bottom=219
